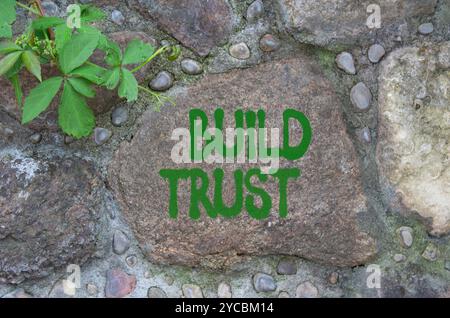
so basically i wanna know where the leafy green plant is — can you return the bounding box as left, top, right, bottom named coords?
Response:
left=0, top=1, right=180, bottom=138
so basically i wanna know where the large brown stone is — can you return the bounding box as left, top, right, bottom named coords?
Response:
left=129, top=0, right=233, bottom=56
left=276, top=0, right=438, bottom=48
left=109, top=55, right=377, bottom=268
left=377, top=42, right=450, bottom=237
left=0, top=114, right=104, bottom=283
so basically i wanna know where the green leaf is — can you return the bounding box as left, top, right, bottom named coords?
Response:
left=122, top=39, right=154, bottom=65
left=68, top=77, right=96, bottom=98
left=9, top=74, right=23, bottom=108
left=70, top=63, right=107, bottom=85
left=98, top=38, right=122, bottom=67
left=0, top=0, right=16, bottom=25
left=80, top=5, right=106, bottom=23
left=59, top=32, right=99, bottom=74
left=22, top=77, right=63, bottom=124
left=0, top=41, right=21, bottom=55
left=167, top=45, right=181, bottom=61
left=31, top=17, right=65, bottom=30
left=0, top=51, right=23, bottom=77
left=0, top=23, right=12, bottom=39
left=54, top=24, right=72, bottom=54
left=58, top=81, right=95, bottom=138
left=22, top=50, right=42, bottom=82
left=104, top=67, right=121, bottom=90
left=5, top=59, right=23, bottom=78
left=118, top=68, right=138, bottom=102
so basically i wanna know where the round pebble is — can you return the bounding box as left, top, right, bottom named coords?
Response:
left=278, top=291, right=290, bottom=298
left=422, top=244, right=438, bottom=261
left=111, top=106, right=128, bottom=127
left=217, top=282, right=232, bottom=298
left=29, top=132, right=42, bottom=144
left=112, top=230, right=130, bottom=255
left=229, top=42, right=251, bottom=60
left=41, top=1, right=59, bottom=16
left=357, top=127, right=371, bottom=143
left=418, top=23, right=434, bottom=35
left=398, top=226, right=413, bottom=248
left=253, top=273, right=277, bottom=292
left=86, top=283, right=98, bottom=296
left=336, top=52, right=356, bottom=75
left=246, top=0, right=264, bottom=22
left=296, top=281, right=318, bottom=298
left=94, top=127, right=112, bottom=145
left=182, top=284, right=204, bottom=298
left=181, top=58, right=203, bottom=75
left=394, top=254, right=406, bottom=263
left=276, top=259, right=297, bottom=275
left=147, top=286, right=167, bottom=298
left=149, top=71, right=174, bottom=91
left=111, top=10, right=125, bottom=25
left=259, top=34, right=281, bottom=52
left=350, top=82, right=372, bottom=111
left=368, top=44, right=386, bottom=63
left=329, top=272, right=339, bottom=285
left=126, top=255, right=138, bottom=267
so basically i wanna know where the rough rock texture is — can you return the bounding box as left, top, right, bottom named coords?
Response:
left=129, top=0, right=233, bottom=56
left=109, top=55, right=377, bottom=268
left=377, top=42, right=450, bottom=236
left=0, top=116, right=104, bottom=283
left=276, top=0, right=438, bottom=48
left=0, top=31, right=156, bottom=132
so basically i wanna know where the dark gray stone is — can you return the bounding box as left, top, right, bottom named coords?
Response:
left=0, top=152, right=103, bottom=284
left=113, top=230, right=130, bottom=255
left=94, top=128, right=112, bottom=146
left=111, top=106, right=129, bottom=127
left=247, top=0, right=264, bottom=22
left=276, top=259, right=297, bottom=275
left=149, top=71, right=173, bottom=91
left=181, top=58, right=203, bottom=75
left=253, top=273, right=277, bottom=292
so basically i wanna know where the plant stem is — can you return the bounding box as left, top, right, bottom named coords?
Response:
left=16, top=2, right=41, bottom=15
left=131, top=46, right=169, bottom=73
left=138, top=85, right=175, bottom=106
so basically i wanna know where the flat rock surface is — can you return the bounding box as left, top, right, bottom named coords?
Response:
left=377, top=42, right=450, bottom=236
left=276, top=0, right=437, bottom=48
left=129, top=0, right=233, bottom=56
left=109, top=55, right=376, bottom=268
left=0, top=124, right=104, bottom=283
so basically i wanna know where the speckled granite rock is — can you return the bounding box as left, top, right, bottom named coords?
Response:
left=109, top=55, right=377, bottom=268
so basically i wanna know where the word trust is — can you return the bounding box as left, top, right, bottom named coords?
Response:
left=159, top=108, right=313, bottom=219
